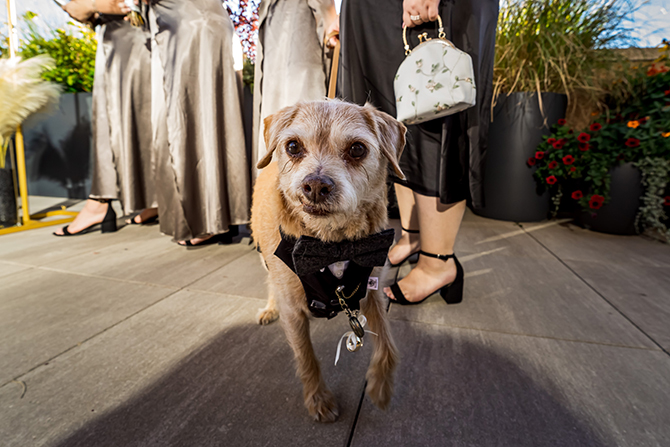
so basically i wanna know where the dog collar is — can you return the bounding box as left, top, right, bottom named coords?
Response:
left=274, top=228, right=395, bottom=318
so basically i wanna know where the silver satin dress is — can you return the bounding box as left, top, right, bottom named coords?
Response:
left=150, top=0, right=250, bottom=241
left=89, top=17, right=156, bottom=214
left=252, top=0, right=333, bottom=179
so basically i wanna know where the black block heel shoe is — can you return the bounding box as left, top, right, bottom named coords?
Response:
left=54, top=201, right=117, bottom=236
left=388, top=251, right=464, bottom=305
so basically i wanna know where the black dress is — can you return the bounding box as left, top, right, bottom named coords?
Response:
left=339, top=0, right=498, bottom=207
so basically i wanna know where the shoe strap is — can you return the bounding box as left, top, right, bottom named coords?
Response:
left=401, top=227, right=420, bottom=234
left=419, top=250, right=454, bottom=261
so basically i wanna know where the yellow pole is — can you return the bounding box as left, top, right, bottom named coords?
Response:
left=6, top=0, right=18, bottom=58
left=14, top=125, right=32, bottom=225
left=5, top=0, right=31, bottom=224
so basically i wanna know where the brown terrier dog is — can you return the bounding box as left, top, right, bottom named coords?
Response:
left=251, top=100, right=406, bottom=422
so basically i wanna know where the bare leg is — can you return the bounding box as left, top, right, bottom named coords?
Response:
left=53, top=199, right=110, bottom=235
left=384, top=195, right=466, bottom=303
left=387, top=184, right=420, bottom=265
left=361, top=286, right=398, bottom=409
left=126, top=207, right=158, bottom=224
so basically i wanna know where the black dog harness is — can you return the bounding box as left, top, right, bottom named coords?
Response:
left=274, top=228, right=395, bottom=319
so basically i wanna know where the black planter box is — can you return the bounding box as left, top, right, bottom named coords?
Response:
left=0, top=168, right=18, bottom=228
left=580, top=162, right=643, bottom=235
left=22, top=92, right=93, bottom=199
left=474, top=92, right=567, bottom=222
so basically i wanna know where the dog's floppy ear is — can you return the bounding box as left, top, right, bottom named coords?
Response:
left=257, top=104, right=301, bottom=169
left=365, top=104, right=407, bottom=180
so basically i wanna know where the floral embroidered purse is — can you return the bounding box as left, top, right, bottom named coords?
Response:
left=394, top=16, right=476, bottom=125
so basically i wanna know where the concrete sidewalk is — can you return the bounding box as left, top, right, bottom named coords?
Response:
left=1, top=198, right=669, bottom=446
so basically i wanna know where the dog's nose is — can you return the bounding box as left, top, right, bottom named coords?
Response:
left=301, top=174, right=335, bottom=203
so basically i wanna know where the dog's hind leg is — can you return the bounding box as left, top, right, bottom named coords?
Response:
left=279, top=298, right=339, bottom=422
left=361, top=286, right=398, bottom=410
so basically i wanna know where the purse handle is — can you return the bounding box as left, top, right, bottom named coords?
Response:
left=402, top=16, right=452, bottom=56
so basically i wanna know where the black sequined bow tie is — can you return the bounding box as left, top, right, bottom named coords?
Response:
left=289, top=228, right=395, bottom=276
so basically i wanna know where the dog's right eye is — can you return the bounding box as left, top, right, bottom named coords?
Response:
left=286, top=140, right=303, bottom=157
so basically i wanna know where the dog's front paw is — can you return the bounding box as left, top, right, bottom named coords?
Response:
left=366, top=369, right=394, bottom=410
left=256, top=307, right=279, bottom=325
left=306, top=389, right=339, bottom=422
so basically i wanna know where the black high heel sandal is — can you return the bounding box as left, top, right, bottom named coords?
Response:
left=388, top=251, right=464, bottom=306
left=54, top=200, right=117, bottom=237
left=388, top=227, right=420, bottom=267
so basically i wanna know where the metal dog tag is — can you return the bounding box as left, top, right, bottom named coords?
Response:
left=346, top=335, right=363, bottom=352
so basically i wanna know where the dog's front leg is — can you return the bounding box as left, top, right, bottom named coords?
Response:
left=361, top=284, right=398, bottom=410
left=279, top=298, right=339, bottom=422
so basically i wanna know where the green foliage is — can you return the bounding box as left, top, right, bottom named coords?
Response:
left=18, top=14, right=97, bottom=93
left=494, top=0, right=632, bottom=116
left=243, top=57, right=254, bottom=90
left=531, top=46, right=670, bottom=236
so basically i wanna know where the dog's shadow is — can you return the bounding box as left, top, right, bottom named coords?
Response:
left=54, top=322, right=608, bottom=447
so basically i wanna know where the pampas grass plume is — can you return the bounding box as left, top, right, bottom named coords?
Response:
left=0, top=55, right=61, bottom=140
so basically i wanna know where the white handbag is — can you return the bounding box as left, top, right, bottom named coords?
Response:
left=394, top=16, right=476, bottom=125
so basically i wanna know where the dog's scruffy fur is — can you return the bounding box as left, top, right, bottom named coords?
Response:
left=250, top=100, right=406, bottom=422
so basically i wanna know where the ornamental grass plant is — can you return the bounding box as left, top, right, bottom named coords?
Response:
left=531, top=43, right=670, bottom=239
left=494, top=0, right=632, bottom=121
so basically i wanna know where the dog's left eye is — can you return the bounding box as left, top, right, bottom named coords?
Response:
left=348, top=143, right=367, bottom=159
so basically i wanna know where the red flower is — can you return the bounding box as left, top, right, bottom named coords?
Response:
left=562, top=155, right=575, bottom=165
left=546, top=175, right=557, bottom=185
left=579, top=142, right=590, bottom=152
left=571, top=190, right=583, bottom=200
left=535, top=151, right=545, bottom=160
left=639, top=116, right=649, bottom=124
left=589, top=123, right=602, bottom=131
left=568, top=129, right=574, bottom=134
left=548, top=160, right=559, bottom=169
left=625, top=138, right=640, bottom=148
left=589, top=194, right=605, bottom=209
left=665, top=89, right=670, bottom=96
left=552, top=140, right=564, bottom=149
left=664, top=196, right=670, bottom=206
left=570, top=167, right=577, bottom=172
left=547, top=138, right=556, bottom=144
left=616, top=153, right=625, bottom=161
left=577, top=133, right=591, bottom=143
left=527, top=157, right=537, bottom=166
left=557, top=119, right=567, bottom=125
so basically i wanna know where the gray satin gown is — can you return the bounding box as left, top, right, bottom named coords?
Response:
left=89, top=16, right=155, bottom=214
left=339, top=0, right=498, bottom=207
left=150, top=0, right=250, bottom=241
left=252, top=0, right=333, bottom=180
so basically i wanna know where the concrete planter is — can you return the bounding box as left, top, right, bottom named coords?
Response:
left=473, top=92, right=567, bottom=222
left=22, top=92, right=93, bottom=199
left=580, top=163, right=643, bottom=235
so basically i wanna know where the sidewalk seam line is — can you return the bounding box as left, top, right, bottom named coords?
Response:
left=391, top=316, right=661, bottom=352
left=0, top=251, right=251, bottom=389
left=346, top=380, right=368, bottom=447
left=519, top=223, right=670, bottom=357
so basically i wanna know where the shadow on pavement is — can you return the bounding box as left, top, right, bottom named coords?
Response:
left=53, top=323, right=609, bottom=447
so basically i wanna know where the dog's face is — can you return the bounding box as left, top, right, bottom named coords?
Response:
left=258, top=101, right=406, bottom=240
